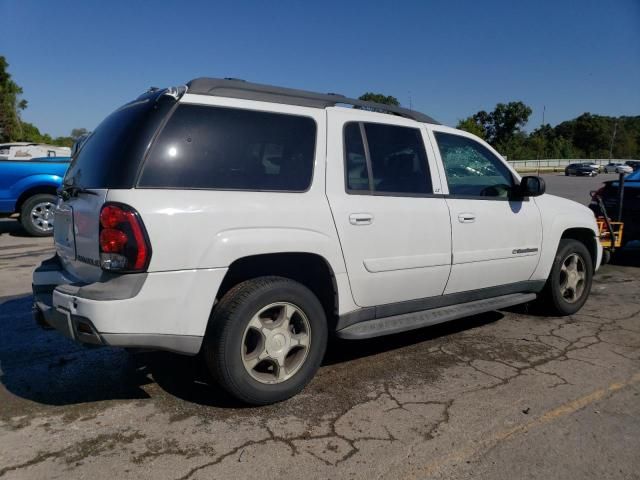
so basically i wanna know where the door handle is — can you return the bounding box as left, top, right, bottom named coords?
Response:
left=458, top=213, right=476, bottom=223
left=349, top=213, right=373, bottom=225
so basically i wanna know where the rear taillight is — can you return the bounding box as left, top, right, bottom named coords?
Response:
left=99, top=203, right=151, bottom=272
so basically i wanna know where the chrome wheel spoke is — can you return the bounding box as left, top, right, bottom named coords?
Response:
left=29, top=201, right=55, bottom=232
left=291, top=332, right=310, bottom=347
left=241, top=301, right=311, bottom=385
left=247, top=314, right=265, bottom=332
left=280, top=303, right=297, bottom=328
left=559, top=253, right=587, bottom=304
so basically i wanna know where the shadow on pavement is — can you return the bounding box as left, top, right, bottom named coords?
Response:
left=0, top=293, right=505, bottom=410
left=0, top=219, right=31, bottom=238
left=610, top=243, right=640, bottom=268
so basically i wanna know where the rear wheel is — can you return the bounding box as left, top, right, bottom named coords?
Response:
left=20, top=194, right=57, bottom=237
left=203, top=276, right=328, bottom=405
left=536, top=239, right=593, bottom=315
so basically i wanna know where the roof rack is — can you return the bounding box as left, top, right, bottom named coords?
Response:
left=186, top=77, right=439, bottom=124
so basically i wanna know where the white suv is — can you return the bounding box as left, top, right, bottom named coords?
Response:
left=33, top=78, right=601, bottom=405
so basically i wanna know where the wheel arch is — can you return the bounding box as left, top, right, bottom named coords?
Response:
left=15, top=185, right=59, bottom=213
left=215, top=252, right=340, bottom=330
left=561, top=227, right=598, bottom=270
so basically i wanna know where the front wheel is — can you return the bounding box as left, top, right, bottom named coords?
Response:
left=536, top=239, right=593, bottom=315
left=203, top=276, right=328, bottom=405
left=20, top=193, right=57, bottom=237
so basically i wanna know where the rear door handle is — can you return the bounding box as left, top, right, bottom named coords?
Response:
left=349, top=213, right=373, bottom=225
left=458, top=213, right=476, bottom=223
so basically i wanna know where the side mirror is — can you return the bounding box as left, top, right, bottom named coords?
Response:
left=518, top=175, right=546, bottom=197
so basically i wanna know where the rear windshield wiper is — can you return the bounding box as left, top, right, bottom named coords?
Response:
left=59, top=185, right=98, bottom=200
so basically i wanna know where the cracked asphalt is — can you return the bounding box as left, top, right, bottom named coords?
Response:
left=1, top=176, right=639, bottom=480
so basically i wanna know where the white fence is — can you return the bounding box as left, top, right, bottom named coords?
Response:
left=507, top=159, right=638, bottom=169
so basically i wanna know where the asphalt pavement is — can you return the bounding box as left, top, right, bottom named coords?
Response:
left=0, top=175, right=638, bottom=479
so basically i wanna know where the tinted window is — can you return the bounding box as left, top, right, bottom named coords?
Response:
left=344, top=123, right=369, bottom=191
left=64, top=93, right=176, bottom=189
left=343, top=122, right=432, bottom=195
left=139, top=105, right=316, bottom=191
left=434, top=132, right=513, bottom=197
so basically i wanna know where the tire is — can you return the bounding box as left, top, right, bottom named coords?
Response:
left=536, top=239, right=593, bottom=315
left=601, top=249, right=611, bottom=265
left=203, top=276, right=328, bottom=405
left=20, top=193, right=57, bottom=237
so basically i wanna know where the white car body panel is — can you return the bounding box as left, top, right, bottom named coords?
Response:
left=325, top=107, right=452, bottom=307
left=53, top=268, right=226, bottom=337
left=425, top=125, right=543, bottom=293
left=530, top=194, right=602, bottom=280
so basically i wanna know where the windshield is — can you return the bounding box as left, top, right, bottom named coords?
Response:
left=64, top=92, right=176, bottom=189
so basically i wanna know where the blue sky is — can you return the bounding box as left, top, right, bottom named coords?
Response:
left=2, top=0, right=639, bottom=137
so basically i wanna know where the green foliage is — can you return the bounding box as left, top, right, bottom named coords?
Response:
left=456, top=116, right=486, bottom=139
left=0, top=57, right=80, bottom=148
left=356, top=92, right=401, bottom=113
left=358, top=92, right=400, bottom=106
left=462, top=102, right=640, bottom=160
left=0, top=56, right=27, bottom=142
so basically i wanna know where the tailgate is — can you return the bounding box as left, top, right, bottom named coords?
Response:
left=54, top=190, right=108, bottom=282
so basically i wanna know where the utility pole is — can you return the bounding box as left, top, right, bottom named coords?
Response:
left=608, top=120, right=618, bottom=160
left=537, top=105, right=546, bottom=175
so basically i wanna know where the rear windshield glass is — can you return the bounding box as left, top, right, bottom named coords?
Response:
left=138, top=104, right=317, bottom=191
left=64, top=94, right=174, bottom=189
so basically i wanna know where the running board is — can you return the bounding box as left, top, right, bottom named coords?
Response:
left=335, top=293, right=537, bottom=340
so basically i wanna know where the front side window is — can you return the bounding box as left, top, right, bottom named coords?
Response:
left=343, top=122, right=432, bottom=195
left=139, top=104, right=316, bottom=191
left=434, top=132, right=513, bottom=198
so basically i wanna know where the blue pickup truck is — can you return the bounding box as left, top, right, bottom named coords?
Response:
left=0, top=157, right=70, bottom=236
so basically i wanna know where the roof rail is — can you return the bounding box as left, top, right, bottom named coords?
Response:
left=186, top=77, right=439, bottom=124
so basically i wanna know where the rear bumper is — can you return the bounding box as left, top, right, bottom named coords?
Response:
left=32, top=255, right=227, bottom=355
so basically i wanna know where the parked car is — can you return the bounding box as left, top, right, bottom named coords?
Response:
left=590, top=168, right=640, bottom=246
left=604, top=162, right=633, bottom=174
left=582, top=161, right=602, bottom=172
left=625, top=160, right=640, bottom=171
left=33, top=78, right=601, bottom=405
left=0, top=156, right=70, bottom=236
left=565, top=163, right=599, bottom=176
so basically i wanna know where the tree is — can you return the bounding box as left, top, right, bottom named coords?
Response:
left=0, top=56, right=27, bottom=142
left=71, top=127, right=89, bottom=139
left=459, top=102, right=532, bottom=158
left=358, top=92, right=400, bottom=106
left=489, top=102, right=532, bottom=148
left=356, top=92, right=400, bottom=113
left=456, top=116, right=486, bottom=139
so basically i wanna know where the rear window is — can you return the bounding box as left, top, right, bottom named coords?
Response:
left=138, top=104, right=317, bottom=191
left=64, top=93, right=176, bottom=189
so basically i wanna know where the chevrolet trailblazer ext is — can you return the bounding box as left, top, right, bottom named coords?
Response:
left=33, top=78, right=601, bottom=405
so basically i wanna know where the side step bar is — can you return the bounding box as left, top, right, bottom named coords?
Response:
left=335, top=293, right=537, bottom=340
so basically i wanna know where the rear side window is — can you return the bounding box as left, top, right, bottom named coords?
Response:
left=64, top=94, right=176, bottom=189
left=344, top=122, right=432, bottom=195
left=138, top=105, right=317, bottom=191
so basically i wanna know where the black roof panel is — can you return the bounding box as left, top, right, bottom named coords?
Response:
left=186, top=77, right=439, bottom=124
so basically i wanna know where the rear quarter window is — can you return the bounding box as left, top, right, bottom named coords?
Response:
left=138, top=104, right=317, bottom=191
